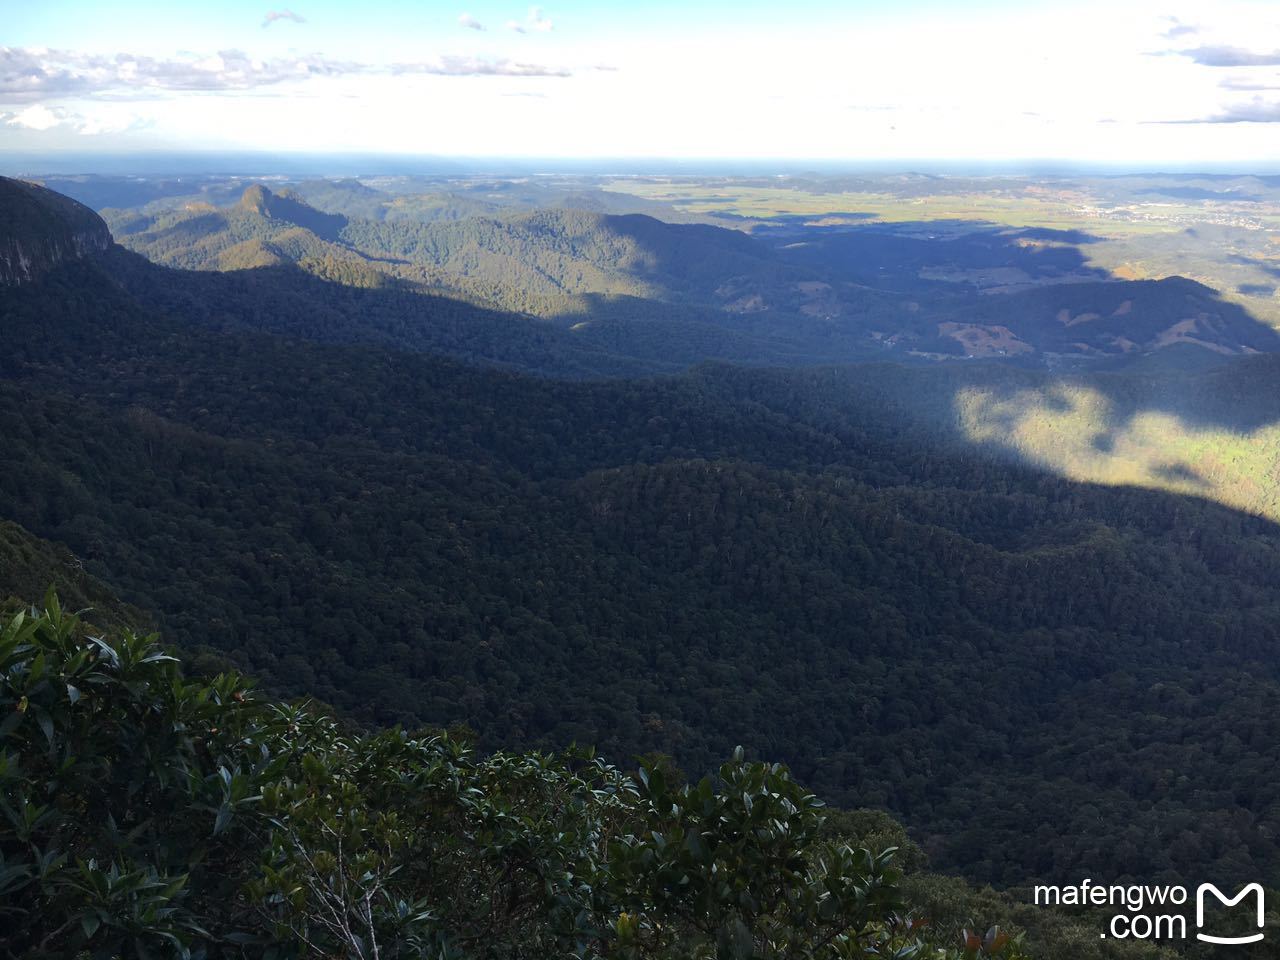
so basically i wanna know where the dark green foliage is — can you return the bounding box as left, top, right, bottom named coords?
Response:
left=608, top=749, right=912, bottom=959
left=8, top=179, right=1280, bottom=960
left=0, top=519, right=147, bottom=634
left=0, top=594, right=263, bottom=957
left=1, top=599, right=1031, bottom=959
left=96, top=246, right=657, bottom=377
left=6, top=253, right=1280, bottom=896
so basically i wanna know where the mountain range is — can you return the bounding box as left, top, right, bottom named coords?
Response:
left=8, top=175, right=1280, bottom=958
left=98, top=182, right=1280, bottom=372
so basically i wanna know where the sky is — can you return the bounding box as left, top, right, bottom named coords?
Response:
left=3, top=0, right=1280, bottom=166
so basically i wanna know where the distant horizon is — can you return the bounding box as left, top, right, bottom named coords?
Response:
left=6, top=151, right=1280, bottom=180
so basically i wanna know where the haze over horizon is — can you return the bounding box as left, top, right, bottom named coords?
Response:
left=5, top=0, right=1280, bottom=167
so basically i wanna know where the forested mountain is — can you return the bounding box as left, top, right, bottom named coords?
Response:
left=98, top=182, right=1280, bottom=369
left=8, top=178, right=1280, bottom=960
left=0, top=448, right=1171, bottom=960
left=88, top=202, right=1280, bottom=525
left=6, top=180, right=1280, bottom=906
left=103, top=184, right=794, bottom=317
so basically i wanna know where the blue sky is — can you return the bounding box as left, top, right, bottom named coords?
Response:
left=4, top=0, right=1280, bottom=163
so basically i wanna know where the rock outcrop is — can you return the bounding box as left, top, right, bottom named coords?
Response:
left=0, top=177, right=113, bottom=286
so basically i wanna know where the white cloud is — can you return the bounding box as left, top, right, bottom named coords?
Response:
left=1179, top=96, right=1280, bottom=122
left=0, top=46, right=358, bottom=101
left=1221, top=75, right=1280, bottom=91
left=507, top=6, right=552, bottom=33
left=1162, top=16, right=1199, bottom=39
left=1, top=102, right=149, bottom=135
left=5, top=104, right=65, bottom=130
left=74, top=112, right=152, bottom=135
left=391, top=56, right=569, bottom=77
left=0, top=46, right=568, bottom=104
left=1180, top=45, right=1280, bottom=67
left=262, top=10, right=306, bottom=27
left=459, top=13, right=485, bottom=31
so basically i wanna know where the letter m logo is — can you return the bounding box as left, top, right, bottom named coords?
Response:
left=1196, top=883, right=1266, bottom=945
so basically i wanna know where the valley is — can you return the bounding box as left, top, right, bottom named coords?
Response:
left=4, top=167, right=1280, bottom=957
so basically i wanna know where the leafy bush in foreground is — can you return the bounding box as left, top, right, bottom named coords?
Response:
left=0, top=594, right=1025, bottom=959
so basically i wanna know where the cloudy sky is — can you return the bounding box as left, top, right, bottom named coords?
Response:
left=4, top=0, right=1280, bottom=164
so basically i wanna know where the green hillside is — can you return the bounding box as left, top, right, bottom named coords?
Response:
left=8, top=179, right=1280, bottom=959
left=101, top=191, right=354, bottom=271
left=7, top=242, right=1280, bottom=899
left=103, top=186, right=795, bottom=319
left=0, top=519, right=147, bottom=636
left=100, top=182, right=1280, bottom=372
left=732, top=358, right=1280, bottom=522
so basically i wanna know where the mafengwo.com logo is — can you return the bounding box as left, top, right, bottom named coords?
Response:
left=1034, top=879, right=1266, bottom=944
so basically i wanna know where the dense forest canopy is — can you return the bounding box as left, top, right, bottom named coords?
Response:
left=3, top=596, right=1048, bottom=959
left=75, top=176, right=1280, bottom=523
left=4, top=175, right=1280, bottom=957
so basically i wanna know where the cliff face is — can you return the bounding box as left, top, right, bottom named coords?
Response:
left=0, top=177, right=113, bottom=286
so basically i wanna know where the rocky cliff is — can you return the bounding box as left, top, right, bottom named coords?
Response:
left=0, top=177, right=113, bottom=286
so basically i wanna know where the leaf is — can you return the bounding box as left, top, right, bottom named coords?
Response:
left=86, top=637, right=120, bottom=669
left=80, top=913, right=101, bottom=938
left=985, top=925, right=1010, bottom=952
left=43, top=587, right=61, bottom=625
left=36, top=709, right=54, bottom=747
left=212, top=804, right=233, bottom=837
